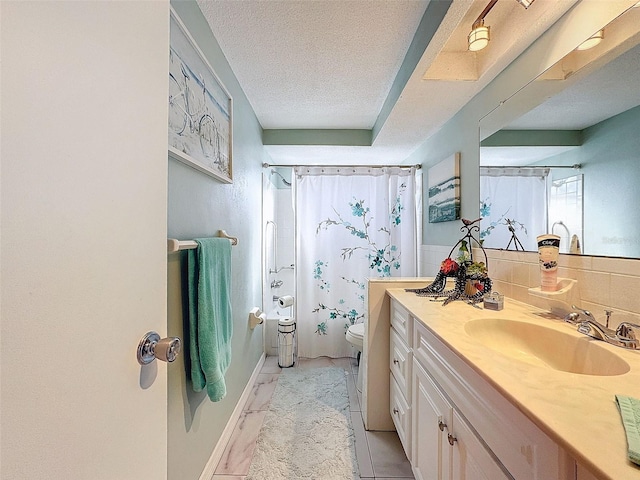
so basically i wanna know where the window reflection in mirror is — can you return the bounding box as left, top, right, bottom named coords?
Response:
left=479, top=6, right=640, bottom=259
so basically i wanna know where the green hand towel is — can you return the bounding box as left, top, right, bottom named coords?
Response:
left=615, top=394, right=640, bottom=466
left=187, top=238, right=233, bottom=402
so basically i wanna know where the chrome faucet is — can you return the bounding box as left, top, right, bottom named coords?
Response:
left=565, top=306, right=639, bottom=349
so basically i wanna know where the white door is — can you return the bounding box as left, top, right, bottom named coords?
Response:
left=1, top=2, right=170, bottom=479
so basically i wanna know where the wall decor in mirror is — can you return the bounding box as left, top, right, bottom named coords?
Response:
left=479, top=5, right=640, bottom=259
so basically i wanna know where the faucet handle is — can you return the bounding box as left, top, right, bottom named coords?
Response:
left=564, top=312, right=581, bottom=324
left=571, top=305, right=596, bottom=322
left=616, top=321, right=640, bottom=341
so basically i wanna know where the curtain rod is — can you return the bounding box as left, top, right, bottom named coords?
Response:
left=263, top=163, right=421, bottom=169
left=481, top=163, right=581, bottom=169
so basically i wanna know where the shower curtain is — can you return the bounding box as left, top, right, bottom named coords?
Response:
left=295, top=166, right=420, bottom=358
left=479, top=167, right=549, bottom=251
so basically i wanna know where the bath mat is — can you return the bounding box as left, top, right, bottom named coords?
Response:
left=246, top=367, right=360, bottom=480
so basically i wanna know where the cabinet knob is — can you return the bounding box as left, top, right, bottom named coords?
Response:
left=393, top=358, right=399, bottom=365
left=447, top=433, right=457, bottom=446
left=393, top=408, right=399, bottom=415
left=438, top=420, right=447, bottom=431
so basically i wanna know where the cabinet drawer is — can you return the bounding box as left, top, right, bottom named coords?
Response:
left=390, top=328, right=412, bottom=398
left=390, top=375, right=411, bottom=459
left=391, top=299, right=412, bottom=344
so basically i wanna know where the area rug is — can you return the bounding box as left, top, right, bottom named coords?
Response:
left=246, top=367, right=360, bottom=480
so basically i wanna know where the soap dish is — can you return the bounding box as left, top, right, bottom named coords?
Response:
left=528, top=278, right=577, bottom=317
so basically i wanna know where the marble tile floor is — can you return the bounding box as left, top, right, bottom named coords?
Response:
left=212, top=355, right=414, bottom=480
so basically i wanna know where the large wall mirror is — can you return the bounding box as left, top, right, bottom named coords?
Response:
left=478, top=5, right=640, bottom=259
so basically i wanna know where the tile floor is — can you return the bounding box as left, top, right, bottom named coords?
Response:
left=212, top=355, right=414, bottom=480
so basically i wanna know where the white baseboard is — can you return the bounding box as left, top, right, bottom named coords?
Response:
left=199, top=352, right=267, bottom=480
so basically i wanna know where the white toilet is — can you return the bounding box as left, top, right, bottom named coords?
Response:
left=345, top=322, right=365, bottom=391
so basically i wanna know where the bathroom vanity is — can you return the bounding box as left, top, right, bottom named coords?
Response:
left=363, top=279, right=640, bottom=480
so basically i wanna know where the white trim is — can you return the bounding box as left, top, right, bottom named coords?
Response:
left=199, top=353, right=267, bottom=480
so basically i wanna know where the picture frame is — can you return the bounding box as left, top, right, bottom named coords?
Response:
left=428, top=152, right=461, bottom=223
left=168, top=8, right=233, bottom=183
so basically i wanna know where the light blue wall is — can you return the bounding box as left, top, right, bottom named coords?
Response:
left=405, top=105, right=482, bottom=246
left=543, top=106, right=640, bottom=257
left=166, top=2, right=268, bottom=479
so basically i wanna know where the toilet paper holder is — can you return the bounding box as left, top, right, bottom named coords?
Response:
left=278, top=295, right=294, bottom=308
left=137, top=331, right=181, bottom=365
left=249, top=307, right=266, bottom=329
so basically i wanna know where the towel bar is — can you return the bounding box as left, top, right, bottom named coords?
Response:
left=167, top=230, right=238, bottom=253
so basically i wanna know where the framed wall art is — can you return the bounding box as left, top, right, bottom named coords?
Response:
left=428, top=152, right=461, bottom=223
left=168, top=9, right=233, bottom=183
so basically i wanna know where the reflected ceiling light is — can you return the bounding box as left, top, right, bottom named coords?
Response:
left=515, top=0, right=536, bottom=8
left=468, top=20, right=491, bottom=51
left=576, top=29, right=604, bottom=51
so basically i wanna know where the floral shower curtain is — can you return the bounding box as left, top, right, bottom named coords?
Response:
left=294, top=166, right=420, bottom=359
left=479, top=167, right=549, bottom=251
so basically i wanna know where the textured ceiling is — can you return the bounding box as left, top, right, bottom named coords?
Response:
left=197, top=0, right=429, bottom=130
left=195, top=0, right=604, bottom=165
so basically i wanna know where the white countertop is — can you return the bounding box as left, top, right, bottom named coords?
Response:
left=386, top=288, right=640, bottom=480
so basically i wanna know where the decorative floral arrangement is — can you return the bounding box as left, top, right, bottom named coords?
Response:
left=440, top=258, right=459, bottom=275
left=406, top=219, right=492, bottom=306
left=466, top=261, right=488, bottom=276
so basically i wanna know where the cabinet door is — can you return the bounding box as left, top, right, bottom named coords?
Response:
left=576, top=463, right=597, bottom=480
left=412, top=358, right=452, bottom=480
left=451, top=410, right=511, bottom=480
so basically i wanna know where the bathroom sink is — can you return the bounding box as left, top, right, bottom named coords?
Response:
left=464, top=318, right=630, bottom=376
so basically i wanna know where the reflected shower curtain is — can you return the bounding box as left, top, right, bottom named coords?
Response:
left=479, top=168, right=549, bottom=251
left=295, top=166, right=419, bottom=358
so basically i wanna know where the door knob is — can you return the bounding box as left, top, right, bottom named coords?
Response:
left=137, top=331, right=181, bottom=365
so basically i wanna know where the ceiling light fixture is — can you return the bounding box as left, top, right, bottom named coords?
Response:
left=468, top=0, right=497, bottom=51
left=576, top=29, right=604, bottom=51
left=468, top=19, right=491, bottom=52
left=468, top=0, right=534, bottom=52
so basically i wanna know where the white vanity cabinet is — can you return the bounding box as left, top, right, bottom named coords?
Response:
left=390, top=297, right=573, bottom=480
left=390, top=300, right=412, bottom=458
left=412, top=318, right=568, bottom=480
left=412, top=357, right=510, bottom=480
